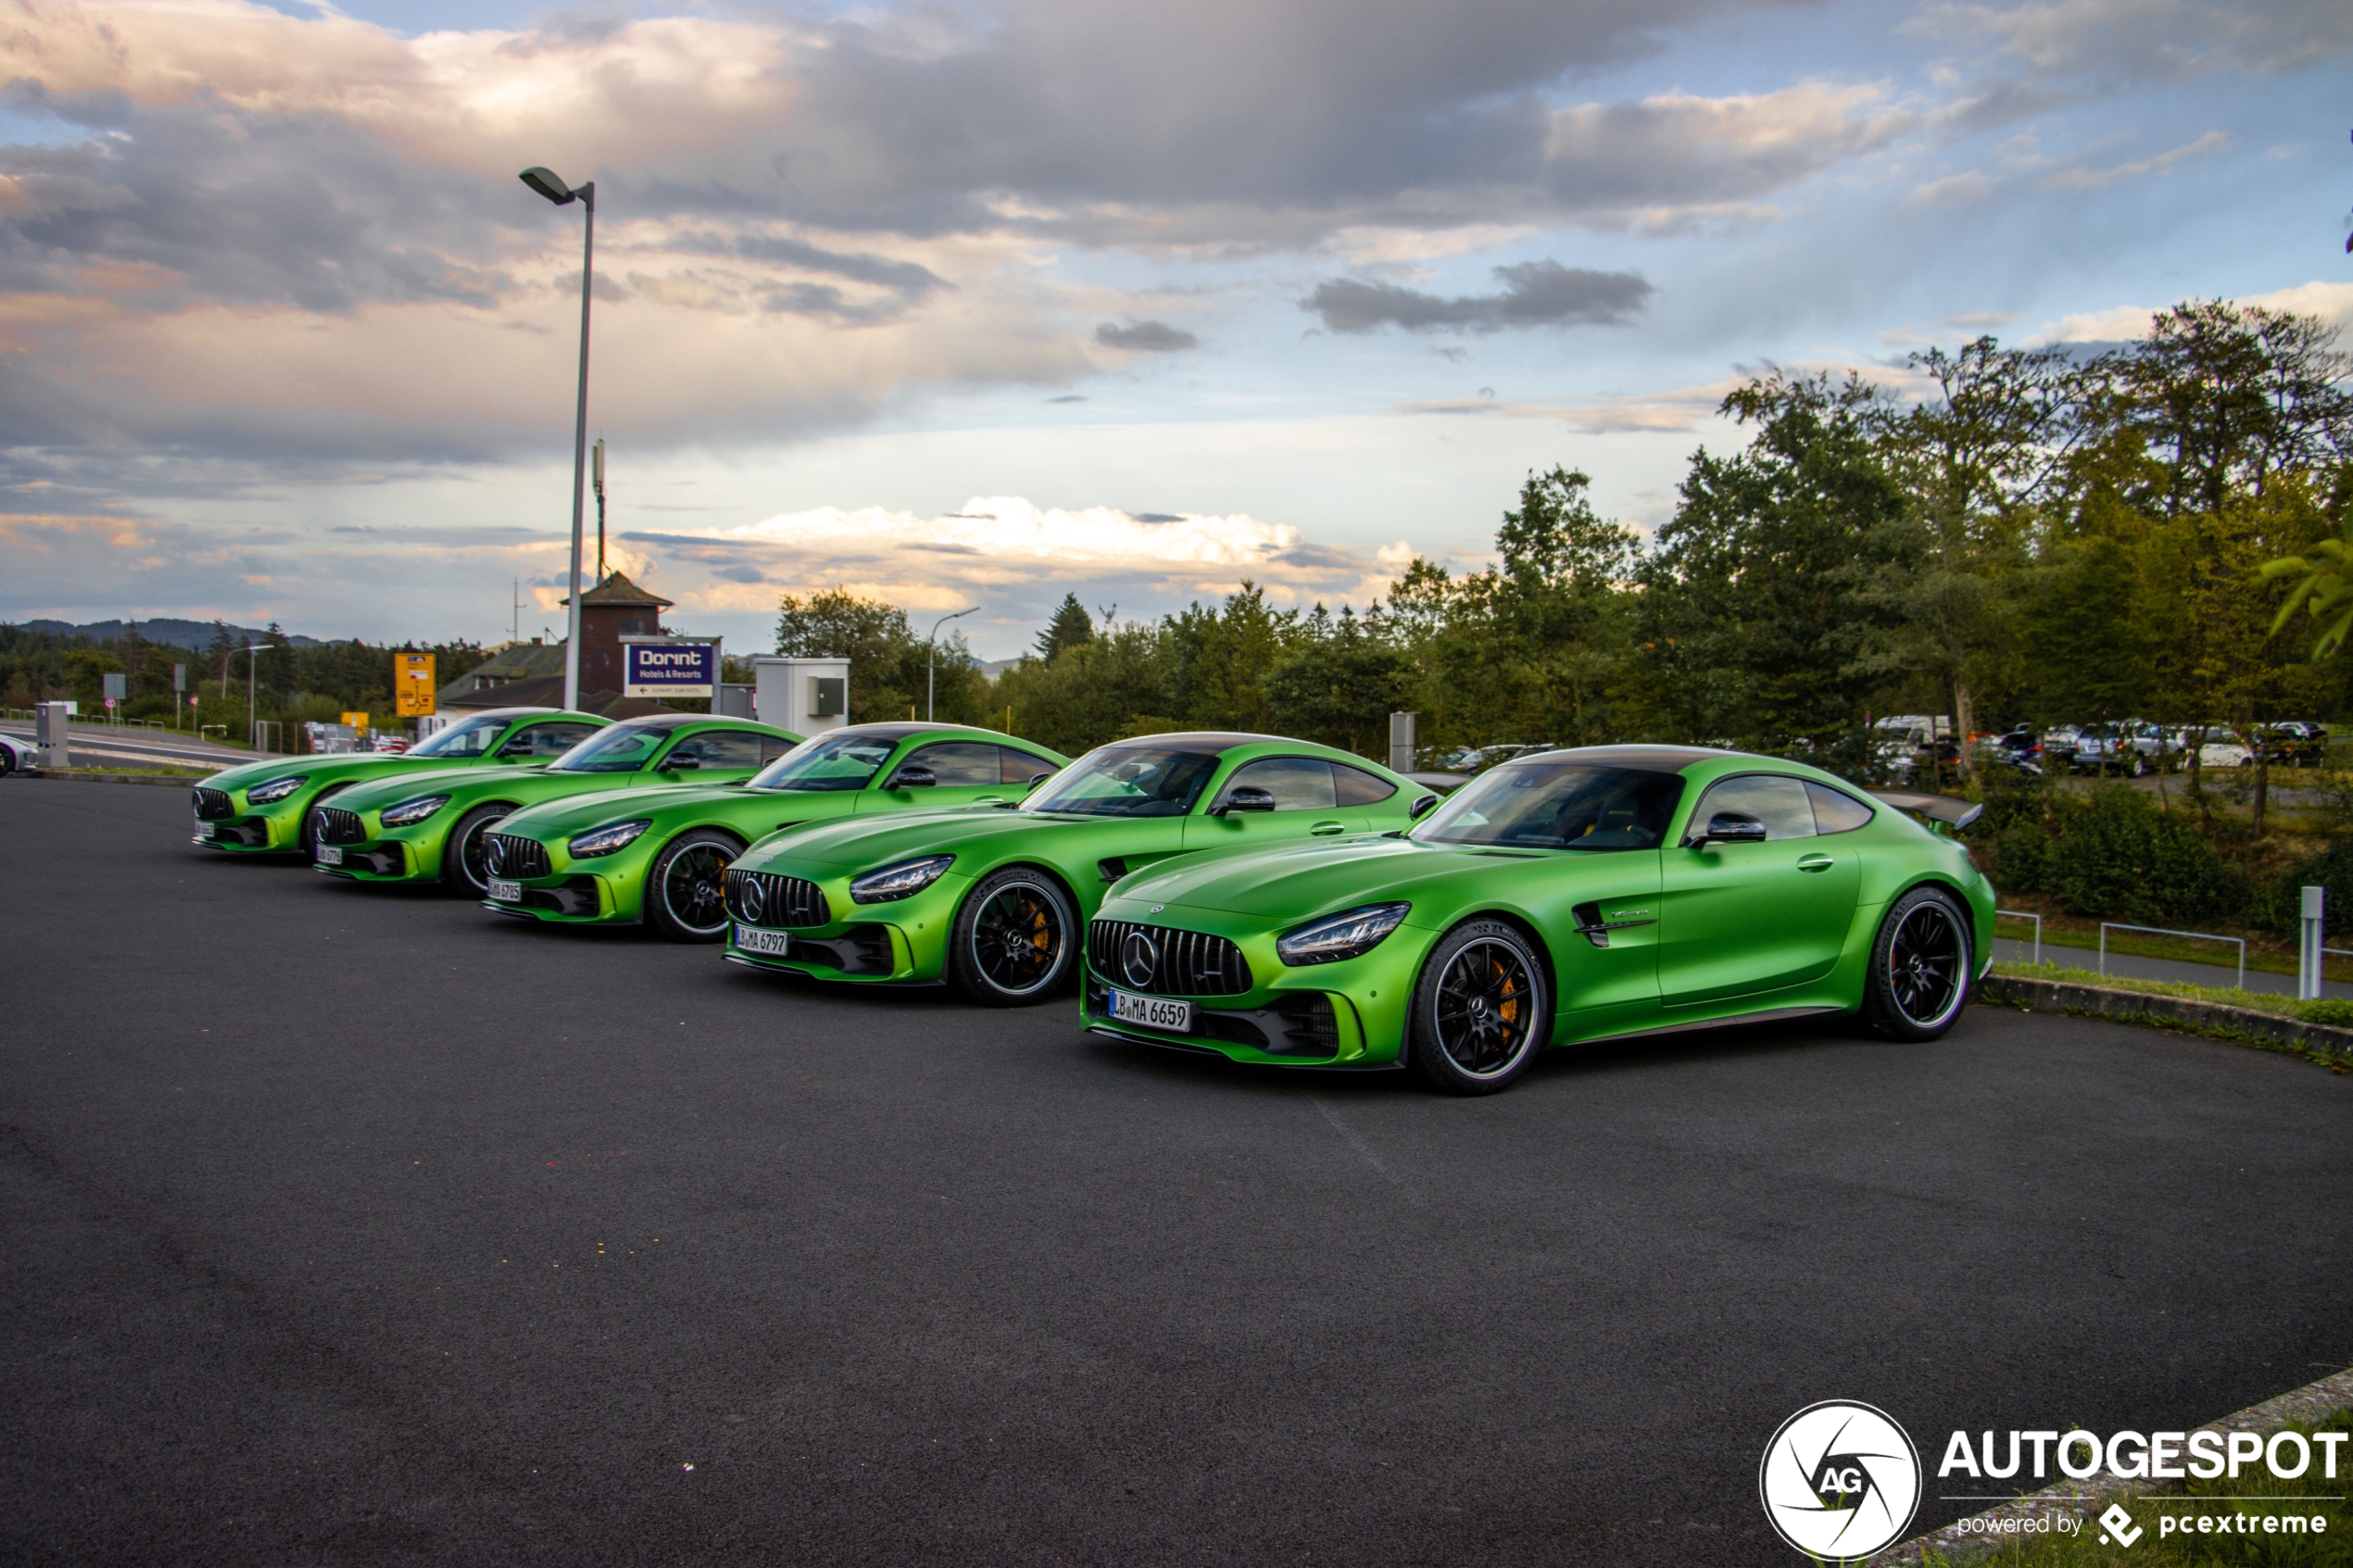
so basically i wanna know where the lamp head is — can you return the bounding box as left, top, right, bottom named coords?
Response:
left=519, top=167, right=576, bottom=206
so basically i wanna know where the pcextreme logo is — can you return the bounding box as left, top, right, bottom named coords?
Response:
left=1759, top=1399, right=1923, bottom=1562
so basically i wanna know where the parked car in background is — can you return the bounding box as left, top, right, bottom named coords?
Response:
left=2268, top=721, right=2330, bottom=767
left=311, top=714, right=802, bottom=897
left=370, top=734, right=410, bottom=754
left=2039, top=724, right=2084, bottom=770
left=480, top=724, right=1069, bottom=941
left=0, top=731, right=31, bottom=775
left=1434, top=743, right=1557, bottom=776
left=191, top=708, right=610, bottom=858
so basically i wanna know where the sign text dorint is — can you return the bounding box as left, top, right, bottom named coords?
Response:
left=623, top=639, right=719, bottom=699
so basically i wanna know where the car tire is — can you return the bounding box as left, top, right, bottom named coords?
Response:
left=647, top=830, right=740, bottom=943
left=297, top=784, right=350, bottom=857
left=1861, top=885, right=1972, bottom=1041
left=442, top=804, right=511, bottom=896
left=1404, top=918, right=1549, bottom=1096
left=949, top=867, right=1077, bottom=1006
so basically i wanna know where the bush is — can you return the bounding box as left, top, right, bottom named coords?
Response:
left=2245, top=837, right=2353, bottom=938
left=1997, top=785, right=2245, bottom=928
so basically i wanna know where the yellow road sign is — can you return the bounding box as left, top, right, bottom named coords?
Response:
left=341, top=710, right=370, bottom=731
left=394, top=654, right=436, bottom=717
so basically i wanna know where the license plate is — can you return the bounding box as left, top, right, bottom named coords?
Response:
left=1109, top=990, right=1192, bottom=1033
left=736, top=924, right=790, bottom=956
left=487, top=878, right=522, bottom=903
left=316, top=845, right=343, bottom=865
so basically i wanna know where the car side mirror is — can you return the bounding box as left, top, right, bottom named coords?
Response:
left=1212, top=784, right=1277, bottom=816
left=1692, top=810, right=1768, bottom=846
left=1409, top=793, right=1440, bottom=820
left=1027, top=771, right=1054, bottom=788
left=887, top=764, right=937, bottom=789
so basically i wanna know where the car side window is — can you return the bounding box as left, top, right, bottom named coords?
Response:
left=1806, top=782, right=1876, bottom=835
left=1332, top=763, right=1397, bottom=806
left=504, top=721, right=599, bottom=757
left=665, top=731, right=765, bottom=770
left=901, top=742, right=1006, bottom=786
left=998, top=747, right=1052, bottom=784
left=1222, top=757, right=1338, bottom=810
left=1690, top=774, right=1816, bottom=840
left=760, top=735, right=797, bottom=763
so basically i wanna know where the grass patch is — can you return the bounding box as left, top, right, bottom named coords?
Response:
left=1992, top=915, right=2351, bottom=984
left=1925, top=1411, right=2353, bottom=1565
left=38, top=765, right=208, bottom=781
left=1990, top=961, right=2353, bottom=1030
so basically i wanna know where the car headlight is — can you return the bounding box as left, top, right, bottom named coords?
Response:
left=567, top=820, right=651, bottom=858
left=245, top=775, right=308, bottom=805
left=849, top=854, right=956, bottom=904
left=379, top=794, right=450, bottom=827
left=1277, top=902, right=1411, bottom=966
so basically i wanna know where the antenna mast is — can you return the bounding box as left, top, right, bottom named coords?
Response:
left=592, top=437, right=607, bottom=581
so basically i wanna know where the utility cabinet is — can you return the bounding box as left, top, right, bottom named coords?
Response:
left=752, top=657, right=850, bottom=737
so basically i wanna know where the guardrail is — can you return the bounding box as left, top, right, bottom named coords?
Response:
left=1994, top=909, right=2042, bottom=966
left=2099, top=921, right=2246, bottom=989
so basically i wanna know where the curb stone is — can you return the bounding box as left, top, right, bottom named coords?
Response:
left=1868, top=1368, right=2353, bottom=1565
left=1975, top=974, right=2353, bottom=1064
left=24, top=769, right=207, bottom=788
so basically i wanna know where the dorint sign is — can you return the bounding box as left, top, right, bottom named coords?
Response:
left=624, top=639, right=718, bottom=699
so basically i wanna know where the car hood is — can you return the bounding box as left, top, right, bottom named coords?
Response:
left=733, top=801, right=1051, bottom=872
left=499, top=781, right=758, bottom=838
left=333, top=760, right=548, bottom=809
left=202, top=752, right=421, bottom=793
left=1112, top=834, right=1596, bottom=920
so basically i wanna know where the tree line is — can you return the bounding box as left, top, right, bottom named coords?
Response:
left=808, top=300, right=2353, bottom=812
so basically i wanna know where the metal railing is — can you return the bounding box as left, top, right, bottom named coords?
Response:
left=1994, top=909, right=2042, bottom=966
left=2098, top=922, right=2246, bottom=989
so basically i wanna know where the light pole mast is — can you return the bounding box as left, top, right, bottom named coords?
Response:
left=926, top=606, right=979, bottom=721
left=520, top=166, right=597, bottom=714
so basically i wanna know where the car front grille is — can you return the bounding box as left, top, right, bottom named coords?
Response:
left=194, top=787, right=234, bottom=820
left=313, top=807, right=366, bottom=846
left=1088, top=920, right=1252, bottom=997
left=727, top=870, right=830, bottom=928
left=484, top=833, right=551, bottom=880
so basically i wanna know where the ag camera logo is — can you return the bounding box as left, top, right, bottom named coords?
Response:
left=1759, top=1399, right=1923, bottom=1562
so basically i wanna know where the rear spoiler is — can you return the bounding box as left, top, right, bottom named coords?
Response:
left=1869, top=790, right=1984, bottom=831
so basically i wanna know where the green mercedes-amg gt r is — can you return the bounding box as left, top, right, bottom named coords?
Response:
left=310, top=714, right=801, bottom=897
left=476, top=724, right=1071, bottom=940
left=720, top=733, right=1437, bottom=1003
left=190, top=708, right=609, bottom=857
left=1078, top=745, right=1996, bottom=1094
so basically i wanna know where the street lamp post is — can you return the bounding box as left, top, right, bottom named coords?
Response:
left=245, top=643, right=262, bottom=751
left=927, top=607, right=979, bottom=721
left=519, top=165, right=597, bottom=714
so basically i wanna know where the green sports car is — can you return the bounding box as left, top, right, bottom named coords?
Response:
left=720, top=733, right=1437, bottom=1004
left=190, top=708, right=609, bottom=856
left=310, top=714, right=802, bottom=897
left=477, top=724, right=1071, bottom=940
left=1078, top=745, right=1996, bottom=1094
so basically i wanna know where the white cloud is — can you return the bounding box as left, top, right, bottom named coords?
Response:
left=2038, top=129, right=2227, bottom=188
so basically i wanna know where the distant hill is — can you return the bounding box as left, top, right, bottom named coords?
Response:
left=14, top=618, right=324, bottom=650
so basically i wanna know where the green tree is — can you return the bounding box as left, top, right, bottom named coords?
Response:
left=1034, top=594, right=1094, bottom=662
left=1265, top=605, right=1410, bottom=758
left=775, top=588, right=985, bottom=723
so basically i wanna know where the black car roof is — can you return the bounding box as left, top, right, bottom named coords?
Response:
left=827, top=722, right=1048, bottom=744
left=1101, top=732, right=1284, bottom=753
left=1504, top=744, right=1740, bottom=772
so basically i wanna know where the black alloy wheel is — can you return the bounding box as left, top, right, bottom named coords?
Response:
left=648, top=832, right=739, bottom=942
left=950, top=867, right=1076, bottom=1005
left=1864, top=885, right=1972, bottom=1040
left=443, top=804, right=512, bottom=897
left=1407, top=918, right=1548, bottom=1095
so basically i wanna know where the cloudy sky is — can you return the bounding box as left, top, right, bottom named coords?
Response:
left=0, top=0, right=2347, bottom=658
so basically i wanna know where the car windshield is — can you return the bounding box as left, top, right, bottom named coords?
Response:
left=408, top=715, right=515, bottom=759
left=1413, top=761, right=1685, bottom=850
left=547, top=723, right=668, bottom=773
left=1024, top=746, right=1222, bottom=817
left=747, top=732, right=899, bottom=792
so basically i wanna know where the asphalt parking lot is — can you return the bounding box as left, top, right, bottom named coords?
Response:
left=6, top=781, right=2351, bottom=1567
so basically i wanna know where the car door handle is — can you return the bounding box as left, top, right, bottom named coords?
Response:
left=1796, top=853, right=1836, bottom=872
left=1311, top=821, right=1346, bottom=835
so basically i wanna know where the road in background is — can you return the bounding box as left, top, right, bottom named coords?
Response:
left=1, top=720, right=261, bottom=773
left=6, top=782, right=2349, bottom=1566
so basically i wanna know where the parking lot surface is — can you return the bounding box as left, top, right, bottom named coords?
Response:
left=5, top=781, right=2350, bottom=1567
